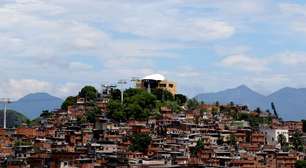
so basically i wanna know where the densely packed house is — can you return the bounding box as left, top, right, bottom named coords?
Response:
left=0, top=86, right=305, bottom=168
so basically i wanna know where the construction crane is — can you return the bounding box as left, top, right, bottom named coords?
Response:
left=0, top=98, right=13, bottom=129
left=271, top=102, right=279, bottom=119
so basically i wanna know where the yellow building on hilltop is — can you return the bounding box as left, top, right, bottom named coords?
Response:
left=136, top=74, right=176, bottom=95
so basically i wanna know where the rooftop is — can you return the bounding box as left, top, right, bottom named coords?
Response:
left=142, top=74, right=165, bottom=81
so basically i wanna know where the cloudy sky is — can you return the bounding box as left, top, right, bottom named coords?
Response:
left=1, top=0, right=306, bottom=99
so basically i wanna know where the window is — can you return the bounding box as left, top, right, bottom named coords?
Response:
left=169, top=84, right=174, bottom=88
left=159, top=84, right=166, bottom=87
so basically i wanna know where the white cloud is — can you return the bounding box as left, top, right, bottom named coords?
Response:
left=0, top=79, right=86, bottom=99
left=174, top=67, right=201, bottom=78
left=116, top=17, right=235, bottom=41
left=279, top=3, right=306, bottom=34
left=279, top=3, right=306, bottom=16
left=55, top=83, right=82, bottom=98
left=291, top=21, right=306, bottom=33
left=0, top=79, right=51, bottom=99
left=277, top=52, right=306, bottom=65
left=220, top=54, right=268, bottom=72
left=47, top=0, right=235, bottom=42
left=1, top=0, right=306, bottom=98
left=68, top=62, right=93, bottom=71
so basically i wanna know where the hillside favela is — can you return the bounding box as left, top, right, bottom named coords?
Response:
left=0, top=74, right=305, bottom=168
left=2, top=1, right=306, bottom=168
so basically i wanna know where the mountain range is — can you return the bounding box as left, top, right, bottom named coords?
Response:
left=7, top=93, right=63, bottom=119
left=195, top=85, right=306, bottom=121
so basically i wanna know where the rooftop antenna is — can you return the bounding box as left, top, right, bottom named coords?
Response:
left=118, top=80, right=127, bottom=105
left=0, top=98, right=12, bottom=129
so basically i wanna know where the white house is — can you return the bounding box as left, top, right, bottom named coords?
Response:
left=261, top=128, right=289, bottom=145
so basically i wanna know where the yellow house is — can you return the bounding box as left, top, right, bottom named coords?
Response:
left=136, top=74, right=176, bottom=95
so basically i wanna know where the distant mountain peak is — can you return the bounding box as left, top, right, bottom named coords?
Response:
left=237, top=84, right=248, bottom=89
left=235, top=84, right=252, bottom=91
left=22, top=92, right=54, bottom=97
left=8, top=92, right=63, bottom=119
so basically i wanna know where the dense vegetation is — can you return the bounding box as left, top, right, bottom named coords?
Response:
left=295, top=160, right=306, bottom=168
left=129, top=133, right=152, bottom=152
left=61, top=85, right=101, bottom=123
left=291, top=131, right=304, bottom=152
left=235, top=112, right=272, bottom=128
left=107, top=88, right=187, bottom=121
left=218, top=104, right=272, bottom=129
left=191, top=139, right=204, bottom=156
left=61, top=96, right=77, bottom=110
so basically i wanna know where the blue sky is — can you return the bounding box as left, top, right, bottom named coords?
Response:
left=1, top=0, right=306, bottom=99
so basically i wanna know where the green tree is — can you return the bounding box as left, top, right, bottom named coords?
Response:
left=187, top=98, right=199, bottom=110
left=79, top=86, right=98, bottom=101
left=110, top=89, right=121, bottom=100
left=40, top=110, right=52, bottom=118
left=107, top=100, right=124, bottom=121
left=77, top=116, right=87, bottom=124
left=191, top=139, right=205, bottom=156
left=125, top=103, right=144, bottom=120
left=278, top=134, right=287, bottom=151
left=124, top=88, right=144, bottom=98
left=151, top=88, right=174, bottom=101
left=159, top=101, right=181, bottom=113
left=175, top=94, right=187, bottom=106
left=25, top=119, right=33, bottom=126
left=61, top=96, right=77, bottom=110
left=296, top=160, right=306, bottom=168
left=292, top=131, right=304, bottom=152
left=129, top=133, right=152, bottom=152
left=86, top=106, right=101, bottom=123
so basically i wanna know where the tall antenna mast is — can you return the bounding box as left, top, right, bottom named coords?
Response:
left=0, top=98, right=12, bottom=129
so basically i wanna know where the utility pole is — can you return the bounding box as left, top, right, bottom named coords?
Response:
left=0, top=98, right=12, bottom=129
left=118, top=80, right=127, bottom=105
